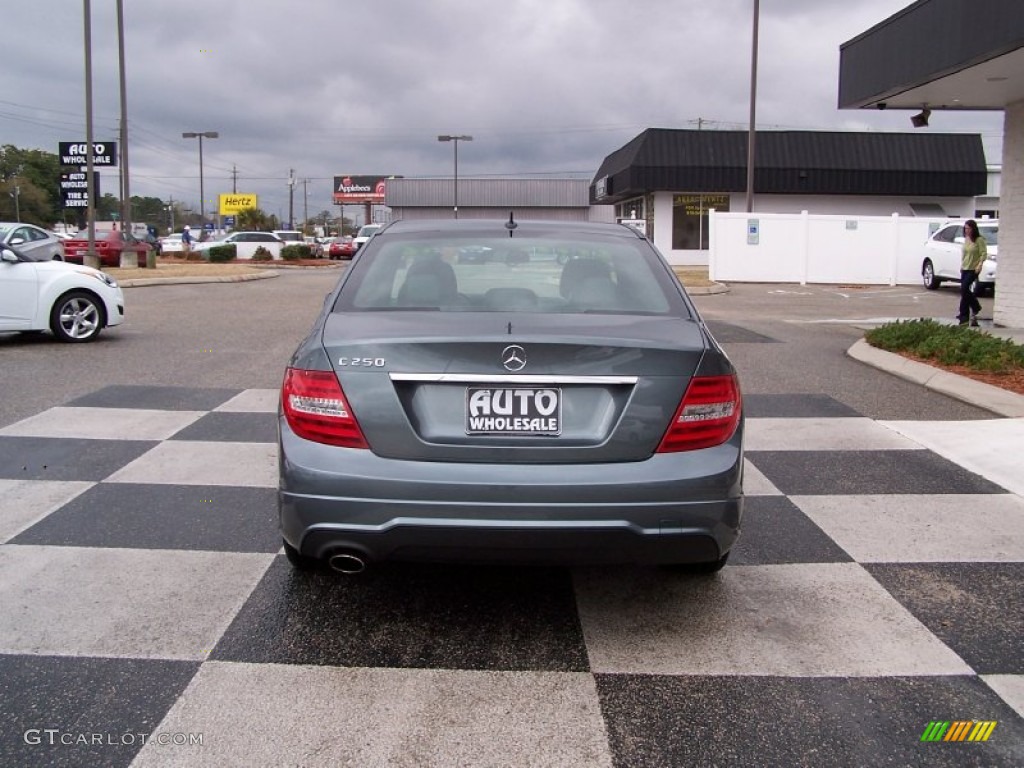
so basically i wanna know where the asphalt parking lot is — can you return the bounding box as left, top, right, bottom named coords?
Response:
left=1, top=272, right=1021, bottom=766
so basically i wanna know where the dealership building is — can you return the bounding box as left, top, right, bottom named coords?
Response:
left=838, top=0, right=1023, bottom=327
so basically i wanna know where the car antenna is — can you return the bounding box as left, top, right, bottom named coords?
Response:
left=505, top=211, right=517, bottom=237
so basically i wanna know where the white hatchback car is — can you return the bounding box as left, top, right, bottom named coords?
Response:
left=921, top=220, right=998, bottom=295
left=0, top=222, right=65, bottom=262
left=0, top=245, right=124, bottom=342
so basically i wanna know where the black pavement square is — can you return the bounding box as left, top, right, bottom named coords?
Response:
left=168, top=412, right=278, bottom=443
left=743, top=394, right=863, bottom=418
left=746, top=450, right=1008, bottom=496
left=10, top=483, right=280, bottom=553
left=866, top=563, right=1024, bottom=675
left=64, top=385, right=241, bottom=412
left=595, top=674, right=1024, bottom=767
left=706, top=322, right=779, bottom=344
left=212, top=558, right=590, bottom=672
left=728, top=496, right=853, bottom=565
left=0, top=655, right=199, bottom=768
left=0, top=436, right=156, bottom=481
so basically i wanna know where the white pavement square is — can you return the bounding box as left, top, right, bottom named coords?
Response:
left=213, top=389, right=279, bottom=413
left=132, top=663, right=613, bottom=768
left=0, top=407, right=206, bottom=441
left=105, top=441, right=278, bottom=487
left=574, top=562, right=973, bottom=677
left=745, top=417, right=924, bottom=451
left=0, top=546, right=273, bottom=660
left=792, top=494, right=1024, bottom=562
left=0, top=479, right=93, bottom=543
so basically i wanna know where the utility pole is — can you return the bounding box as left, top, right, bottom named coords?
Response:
left=302, top=179, right=309, bottom=234
left=287, top=169, right=295, bottom=229
left=166, top=196, right=175, bottom=233
left=231, top=164, right=238, bottom=194
left=116, top=0, right=133, bottom=265
left=83, top=0, right=99, bottom=270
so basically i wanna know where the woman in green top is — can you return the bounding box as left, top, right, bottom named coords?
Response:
left=958, top=219, right=987, bottom=326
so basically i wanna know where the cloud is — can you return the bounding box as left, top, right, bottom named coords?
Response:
left=1, top=0, right=1004, bottom=222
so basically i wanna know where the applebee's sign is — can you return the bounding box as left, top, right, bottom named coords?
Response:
left=332, top=175, right=390, bottom=203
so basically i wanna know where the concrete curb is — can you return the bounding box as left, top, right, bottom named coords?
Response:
left=119, top=271, right=279, bottom=288
left=847, top=338, right=1024, bottom=418
left=685, top=283, right=730, bottom=296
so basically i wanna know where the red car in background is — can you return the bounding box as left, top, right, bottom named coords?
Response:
left=63, top=230, right=151, bottom=268
left=328, top=235, right=356, bottom=260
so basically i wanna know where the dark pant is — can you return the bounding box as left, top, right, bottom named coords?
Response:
left=958, top=269, right=981, bottom=321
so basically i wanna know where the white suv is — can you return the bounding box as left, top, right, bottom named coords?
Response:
left=921, top=220, right=998, bottom=296
left=353, top=223, right=384, bottom=251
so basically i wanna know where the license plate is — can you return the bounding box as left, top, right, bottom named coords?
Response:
left=466, top=387, right=561, bottom=435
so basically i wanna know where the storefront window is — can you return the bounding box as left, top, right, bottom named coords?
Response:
left=617, top=198, right=645, bottom=221
left=672, top=194, right=729, bottom=250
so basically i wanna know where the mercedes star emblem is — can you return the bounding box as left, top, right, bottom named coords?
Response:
left=501, top=344, right=527, bottom=372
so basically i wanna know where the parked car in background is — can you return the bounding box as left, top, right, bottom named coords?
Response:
left=921, top=219, right=999, bottom=295
left=303, top=236, right=324, bottom=257
left=192, top=231, right=285, bottom=255
left=273, top=230, right=305, bottom=247
left=278, top=219, right=744, bottom=574
left=160, top=232, right=187, bottom=254
left=0, top=243, right=124, bottom=342
left=62, top=230, right=151, bottom=268
left=328, top=235, right=356, bottom=260
left=0, top=223, right=64, bottom=261
left=353, top=223, right=384, bottom=251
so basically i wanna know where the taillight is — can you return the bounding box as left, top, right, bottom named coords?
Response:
left=281, top=368, right=368, bottom=449
left=657, top=374, right=742, bottom=453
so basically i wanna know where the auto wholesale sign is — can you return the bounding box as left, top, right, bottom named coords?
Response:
left=332, top=175, right=392, bottom=203
left=219, top=194, right=258, bottom=215
left=58, top=142, right=118, bottom=168
left=59, top=171, right=100, bottom=208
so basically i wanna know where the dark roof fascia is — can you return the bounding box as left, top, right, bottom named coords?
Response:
left=838, top=0, right=1024, bottom=108
left=590, top=128, right=987, bottom=203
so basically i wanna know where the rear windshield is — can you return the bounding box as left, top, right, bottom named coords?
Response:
left=333, top=232, right=687, bottom=316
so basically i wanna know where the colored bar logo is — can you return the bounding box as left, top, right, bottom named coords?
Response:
left=921, top=721, right=997, bottom=742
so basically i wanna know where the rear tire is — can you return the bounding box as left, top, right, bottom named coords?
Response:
left=283, top=540, right=320, bottom=571
left=49, top=290, right=104, bottom=343
left=922, top=260, right=941, bottom=290
left=665, top=552, right=730, bottom=575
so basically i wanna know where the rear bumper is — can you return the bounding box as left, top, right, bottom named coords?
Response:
left=279, top=423, right=744, bottom=566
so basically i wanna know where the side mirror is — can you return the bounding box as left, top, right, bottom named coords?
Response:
left=10, top=237, right=25, bottom=246
left=2, top=248, right=19, bottom=263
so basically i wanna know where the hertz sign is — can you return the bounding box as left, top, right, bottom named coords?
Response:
left=332, top=175, right=396, bottom=203
left=219, top=194, right=258, bottom=215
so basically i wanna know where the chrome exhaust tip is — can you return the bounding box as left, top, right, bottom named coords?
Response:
left=328, top=551, right=367, bottom=574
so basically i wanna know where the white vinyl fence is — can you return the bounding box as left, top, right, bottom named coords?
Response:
left=708, top=210, right=952, bottom=286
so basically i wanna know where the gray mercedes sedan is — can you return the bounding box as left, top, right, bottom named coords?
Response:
left=279, top=218, right=743, bottom=573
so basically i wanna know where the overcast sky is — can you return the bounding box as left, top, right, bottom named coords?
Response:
left=2, top=0, right=1004, bottom=225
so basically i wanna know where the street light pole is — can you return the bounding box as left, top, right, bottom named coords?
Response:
left=182, top=131, right=218, bottom=228
left=745, top=0, right=760, bottom=213
left=437, top=135, right=472, bottom=219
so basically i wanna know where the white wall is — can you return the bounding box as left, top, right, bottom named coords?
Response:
left=995, top=100, right=1023, bottom=327
left=708, top=210, right=954, bottom=286
left=657, top=191, right=977, bottom=267
left=232, top=242, right=284, bottom=260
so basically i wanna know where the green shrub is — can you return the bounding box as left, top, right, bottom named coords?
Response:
left=865, top=319, right=1024, bottom=374
left=281, top=244, right=311, bottom=261
left=252, top=246, right=272, bottom=262
left=207, top=244, right=237, bottom=263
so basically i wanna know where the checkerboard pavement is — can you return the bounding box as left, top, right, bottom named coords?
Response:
left=0, top=385, right=1021, bottom=767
